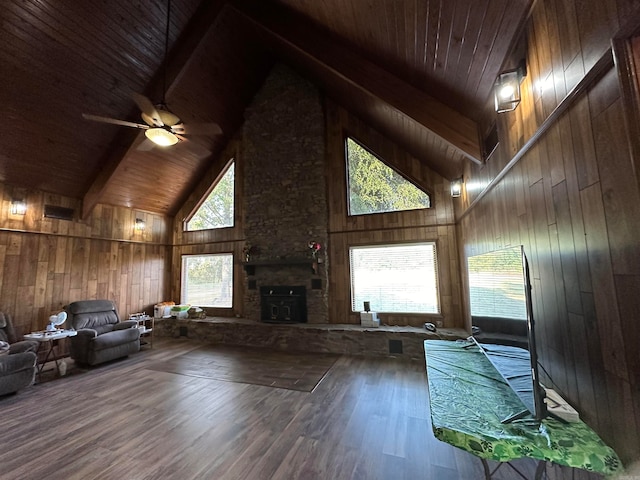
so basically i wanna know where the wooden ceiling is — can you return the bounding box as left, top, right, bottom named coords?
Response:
left=0, top=0, right=532, bottom=217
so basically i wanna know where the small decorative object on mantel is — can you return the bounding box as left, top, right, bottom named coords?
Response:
left=308, top=240, right=322, bottom=274
left=242, top=244, right=258, bottom=262
left=308, top=240, right=321, bottom=259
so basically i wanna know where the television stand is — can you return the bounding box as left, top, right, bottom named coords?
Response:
left=424, top=340, right=622, bottom=479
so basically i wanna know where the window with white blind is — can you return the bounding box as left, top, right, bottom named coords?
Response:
left=181, top=253, right=233, bottom=308
left=349, top=243, right=439, bottom=313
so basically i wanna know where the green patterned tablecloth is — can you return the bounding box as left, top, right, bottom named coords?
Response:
left=424, top=340, right=622, bottom=476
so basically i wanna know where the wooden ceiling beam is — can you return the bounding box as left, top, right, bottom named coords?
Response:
left=82, top=0, right=226, bottom=219
left=229, top=0, right=483, bottom=165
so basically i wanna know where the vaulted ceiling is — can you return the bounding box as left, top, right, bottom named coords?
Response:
left=0, top=0, right=532, bottom=217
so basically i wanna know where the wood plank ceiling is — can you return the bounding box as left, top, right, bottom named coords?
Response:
left=0, top=0, right=532, bottom=217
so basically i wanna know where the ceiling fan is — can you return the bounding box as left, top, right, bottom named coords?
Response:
left=82, top=94, right=222, bottom=147
left=82, top=0, right=222, bottom=147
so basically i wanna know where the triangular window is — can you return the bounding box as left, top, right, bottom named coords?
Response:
left=346, top=137, right=431, bottom=216
left=186, top=160, right=235, bottom=231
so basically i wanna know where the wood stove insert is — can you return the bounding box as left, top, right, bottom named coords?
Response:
left=260, top=286, right=307, bottom=323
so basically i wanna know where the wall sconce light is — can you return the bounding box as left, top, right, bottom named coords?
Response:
left=134, top=218, right=146, bottom=231
left=10, top=199, right=27, bottom=215
left=450, top=177, right=464, bottom=198
left=494, top=61, right=527, bottom=113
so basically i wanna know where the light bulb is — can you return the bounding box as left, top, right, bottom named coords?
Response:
left=500, top=84, right=515, bottom=99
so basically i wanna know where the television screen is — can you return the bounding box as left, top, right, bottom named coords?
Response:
left=467, top=246, right=547, bottom=423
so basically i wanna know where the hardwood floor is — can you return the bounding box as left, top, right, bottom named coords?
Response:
left=0, top=339, right=538, bottom=480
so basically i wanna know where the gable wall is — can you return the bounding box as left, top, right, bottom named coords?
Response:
left=171, top=66, right=463, bottom=328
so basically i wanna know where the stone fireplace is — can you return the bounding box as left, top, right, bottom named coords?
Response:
left=242, top=64, right=329, bottom=323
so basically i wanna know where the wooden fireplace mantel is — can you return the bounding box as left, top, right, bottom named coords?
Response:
left=243, top=258, right=317, bottom=276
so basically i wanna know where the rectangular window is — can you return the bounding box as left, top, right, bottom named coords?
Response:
left=349, top=243, right=439, bottom=314
left=181, top=254, right=233, bottom=308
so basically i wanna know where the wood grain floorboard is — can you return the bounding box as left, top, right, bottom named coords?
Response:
left=0, top=338, right=538, bottom=479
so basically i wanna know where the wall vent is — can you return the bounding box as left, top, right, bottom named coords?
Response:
left=388, top=339, right=403, bottom=354
left=44, top=205, right=75, bottom=221
left=482, top=122, right=499, bottom=160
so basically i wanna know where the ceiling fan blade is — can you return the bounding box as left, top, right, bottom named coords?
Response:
left=172, top=122, right=223, bottom=136
left=136, top=138, right=157, bottom=151
left=174, top=134, right=212, bottom=158
left=82, top=113, right=149, bottom=130
left=131, top=93, right=163, bottom=127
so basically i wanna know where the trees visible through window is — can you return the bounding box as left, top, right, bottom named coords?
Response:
left=346, top=137, right=431, bottom=216
left=181, top=254, right=233, bottom=308
left=349, top=243, right=439, bottom=314
left=186, top=161, right=235, bottom=231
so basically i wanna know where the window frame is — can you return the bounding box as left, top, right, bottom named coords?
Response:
left=183, top=158, right=235, bottom=232
left=180, top=252, right=234, bottom=309
left=348, top=241, right=440, bottom=315
left=344, top=136, right=432, bottom=217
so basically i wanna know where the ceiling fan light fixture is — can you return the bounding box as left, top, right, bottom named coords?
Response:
left=145, top=127, right=178, bottom=146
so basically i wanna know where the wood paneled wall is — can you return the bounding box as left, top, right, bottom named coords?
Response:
left=0, top=183, right=171, bottom=338
left=326, top=100, right=463, bottom=327
left=457, top=0, right=640, bottom=469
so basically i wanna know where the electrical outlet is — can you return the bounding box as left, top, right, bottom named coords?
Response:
left=435, top=320, right=443, bottom=328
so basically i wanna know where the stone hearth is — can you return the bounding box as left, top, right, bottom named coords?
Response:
left=154, top=317, right=466, bottom=361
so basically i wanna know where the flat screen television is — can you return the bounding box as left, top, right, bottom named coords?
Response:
left=467, top=246, right=549, bottom=423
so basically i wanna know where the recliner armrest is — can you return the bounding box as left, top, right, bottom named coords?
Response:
left=114, top=320, right=137, bottom=330
left=0, top=351, right=36, bottom=375
left=76, top=328, right=98, bottom=338
left=9, top=340, right=39, bottom=355
left=69, top=328, right=97, bottom=363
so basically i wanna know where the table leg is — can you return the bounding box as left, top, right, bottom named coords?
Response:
left=480, top=459, right=492, bottom=480
left=480, top=458, right=543, bottom=479
left=534, top=460, right=546, bottom=479
left=35, top=340, right=63, bottom=381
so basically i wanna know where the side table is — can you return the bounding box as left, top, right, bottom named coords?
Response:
left=129, top=313, right=154, bottom=348
left=24, top=329, right=78, bottom=380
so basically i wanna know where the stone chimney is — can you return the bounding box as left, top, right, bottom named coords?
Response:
left=242, top=64, right=329, bottom=323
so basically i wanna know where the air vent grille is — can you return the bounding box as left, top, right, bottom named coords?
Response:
left=44, top=205, right=75, bottom=221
